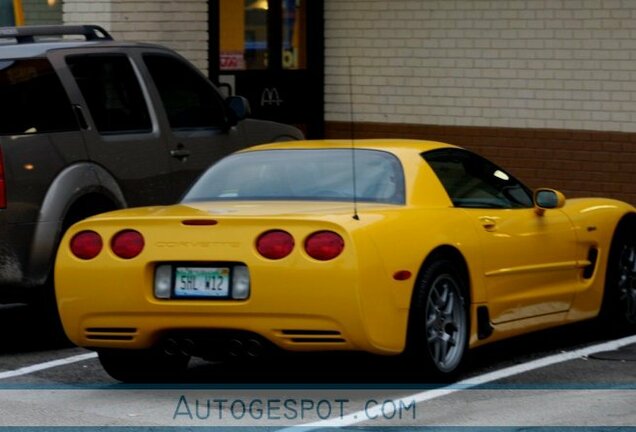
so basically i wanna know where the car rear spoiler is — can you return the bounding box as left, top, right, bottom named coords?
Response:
left=0, top=25, right=112, bottom=43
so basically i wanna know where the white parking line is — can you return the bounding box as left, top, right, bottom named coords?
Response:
left=284, top=334, right=636, bottom=430
left=2, top=334, right=636, bottom=426
left=0, top=352, right=98, bottom=380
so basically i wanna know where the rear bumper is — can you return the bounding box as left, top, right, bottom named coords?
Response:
left=78, top=312, right=354, bottom=352
left=56, top=258, right=399, bottom=355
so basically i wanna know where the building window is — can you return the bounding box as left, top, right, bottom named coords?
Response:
left=219, top=0, right=307, bottom=70
left=9, top=0, right=63, bottom=26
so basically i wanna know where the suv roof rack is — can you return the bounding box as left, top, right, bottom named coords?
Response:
left=0, top=25, right=113, bottom=43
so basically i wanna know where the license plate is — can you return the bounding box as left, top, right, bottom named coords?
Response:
left=174, top=267, right=230, bottom=298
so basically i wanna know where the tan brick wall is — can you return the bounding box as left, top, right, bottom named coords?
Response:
left=326, top=121, right=636, bottom=205
left=324, top=0, right=636, bottom=133
left=63, top=0, right=209, bottom=73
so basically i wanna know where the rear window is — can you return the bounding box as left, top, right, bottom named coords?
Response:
left=183, top=149, right=406, bottom=204
left=0, top=58, right=77, bottom=135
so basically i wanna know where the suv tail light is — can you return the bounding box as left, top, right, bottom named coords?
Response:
left=256, top=230, right=294, bottom=259
left=305, top=231, right=344, bottom=261
left=70, top=231, right=103, bottom=260
left=0, top=147, right=6, bottom=208
left=111, top=230, right=144, bottom=259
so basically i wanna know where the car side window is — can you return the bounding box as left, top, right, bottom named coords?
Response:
left=423, top=149, right=533, bottom=209
left=0, top=58, right=77, bottom=135
left=143, top=54, right=227, bottom=130
left=66, top=54, right=152, bottom=134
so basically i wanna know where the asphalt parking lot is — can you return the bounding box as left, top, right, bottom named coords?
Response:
left=1, top=303, right=635, bottom=428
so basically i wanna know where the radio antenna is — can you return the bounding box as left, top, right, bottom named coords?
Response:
left=348, top=56, right=360, bottom=221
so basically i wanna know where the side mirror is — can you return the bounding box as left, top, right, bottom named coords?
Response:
left=534, top=188, right=566, bottom=215
left=226, top=96, right=251, bottom=126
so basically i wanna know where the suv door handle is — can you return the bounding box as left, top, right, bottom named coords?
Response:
left=72, top=104, right=89, bottom=130
left=170, top=146, right=190, bottom=161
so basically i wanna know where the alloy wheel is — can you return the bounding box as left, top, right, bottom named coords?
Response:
left=424, top=274, right=467, bottom=373
left=618, top=244, right=636, bottom=324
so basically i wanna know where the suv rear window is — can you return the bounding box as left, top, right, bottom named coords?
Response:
left=0, top=58, right=77, bottom=135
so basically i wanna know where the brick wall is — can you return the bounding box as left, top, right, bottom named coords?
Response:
left=324, top=0, right=636, bottom=205
left=63, top=0, right=209, bottom=73
left=324, top=0, right=636, bottom=132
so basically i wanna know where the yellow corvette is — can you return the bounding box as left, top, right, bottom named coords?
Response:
left=55, top=140, right=636, bottom=381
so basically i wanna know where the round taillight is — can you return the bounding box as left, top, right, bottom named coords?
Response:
left=305, top=231, right=344, bottom=261
left=256, top=230, right=294, bottom=260
left=111, top=230, right=145, bottom=259
left=70, top=231, right=103, bottom=260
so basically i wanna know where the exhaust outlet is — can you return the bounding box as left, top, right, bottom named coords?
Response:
left=227, top=338, right=244, bottom=357
left=163, top=338, right=180, bottom=356
left=180, top=338, right=196, bottom=357
left=245, top=338, right=264, bottom=357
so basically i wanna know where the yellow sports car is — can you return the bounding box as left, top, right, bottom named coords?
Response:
left=55, top=140, right=636, bottom=381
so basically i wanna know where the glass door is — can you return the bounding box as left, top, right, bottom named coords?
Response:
left=211, top=0, right=323, bottom=138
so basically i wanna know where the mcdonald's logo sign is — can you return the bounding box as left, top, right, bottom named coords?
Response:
left=260, top=87, right=283, bottom=107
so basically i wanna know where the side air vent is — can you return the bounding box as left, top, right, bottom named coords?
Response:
left=477, top=306, right=493, bottom=340
left=84, top=327, right=137, bottom=341
left=583, top=248, right=598, bottom=279
left=277, top=329, right=346, bottom=344
left=281, top=330, right=341, bottom=336
left=290, top=338, right=346, bottom=343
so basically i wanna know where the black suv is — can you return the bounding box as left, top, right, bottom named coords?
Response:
left=0, top=25, right=302, bottom=307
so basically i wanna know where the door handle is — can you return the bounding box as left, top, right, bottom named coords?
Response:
left=170, top=145, right=190, bottom=161
left=479, top=217, right=497, bottom=231
left=72, top=104, right=89, bottom=130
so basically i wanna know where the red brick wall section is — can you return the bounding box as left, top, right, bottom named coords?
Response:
left=325, top=122, right=636, bottom=206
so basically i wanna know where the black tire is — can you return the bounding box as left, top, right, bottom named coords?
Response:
left=98, top=349, right=190, bottom=383
left=601, top=221, right=636, bottom=333
left=30, top=275, right=73, bottom=347
left=406, top=259, right=469, bottom=379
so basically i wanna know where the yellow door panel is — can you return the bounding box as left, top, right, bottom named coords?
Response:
left=464, top=208, right=580, bottom=323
